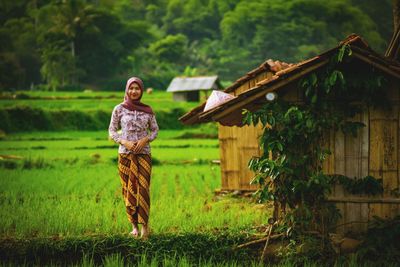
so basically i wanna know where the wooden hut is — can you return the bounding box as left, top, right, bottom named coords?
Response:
left=166, top=76, right=222, bottom=102
left=180, top=34, right=400, bottom=234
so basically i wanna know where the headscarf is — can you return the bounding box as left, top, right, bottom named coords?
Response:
left=121, top=77, right=154, bottom=114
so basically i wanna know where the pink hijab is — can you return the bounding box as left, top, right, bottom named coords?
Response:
left=121, top=77, right=153, bottom=114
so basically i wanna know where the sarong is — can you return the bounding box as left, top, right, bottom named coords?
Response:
left=118, top=153, right=152, bottom=224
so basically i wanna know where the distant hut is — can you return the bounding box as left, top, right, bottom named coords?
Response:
left=180, top=34, right=400, bottom=234
left=166, top=76, right=222, bottom=102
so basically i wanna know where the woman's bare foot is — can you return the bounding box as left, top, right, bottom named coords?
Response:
left=129, top=224, right=139, bottom=238
left=141, top=224, right=149, bottom=239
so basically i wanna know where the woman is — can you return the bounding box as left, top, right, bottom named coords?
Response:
left=108, top=77, right=159, bottom=238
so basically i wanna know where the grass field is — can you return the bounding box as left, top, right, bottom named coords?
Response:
left=0, top=130, right=269, bottom=239
left=0, top=91, right=199, bottom=112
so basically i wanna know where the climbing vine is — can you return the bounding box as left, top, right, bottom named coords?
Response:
left=243, top=45, right=386, bottom=235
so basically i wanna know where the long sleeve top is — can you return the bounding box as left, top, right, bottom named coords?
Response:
left=108, top=104, right=159, bottom=154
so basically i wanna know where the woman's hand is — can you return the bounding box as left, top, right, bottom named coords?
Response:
left=133, top=137, right=149, bottom=153
left=121, top=140, right=137, bottom=151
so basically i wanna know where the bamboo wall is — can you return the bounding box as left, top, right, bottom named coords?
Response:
left=218, top=70, right=272, bottom=191
left=219, top=124, right=262, bottom=190
left=218, top=73, right=400, bottom=234
left=324, top=80, right=400, bottom=234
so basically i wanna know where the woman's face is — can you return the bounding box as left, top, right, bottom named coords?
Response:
left=127, top=82, right=142, bottom=100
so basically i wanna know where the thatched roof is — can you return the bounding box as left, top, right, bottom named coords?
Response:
left=180, top=34, right=400, bottom=127
left=166, top=76, right=221, bottom=92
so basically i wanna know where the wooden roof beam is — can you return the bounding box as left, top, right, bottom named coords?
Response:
left=352, top=53, right=400, bottom=79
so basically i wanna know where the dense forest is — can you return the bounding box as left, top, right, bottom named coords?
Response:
left=0, top=0, right=393, bottom=91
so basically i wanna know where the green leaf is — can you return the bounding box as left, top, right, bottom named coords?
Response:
left=301, top=79, right=309, bottom=88
left=310, top=73, right=317, bottom=86
left=337, top=71, right=345, bottom=87
left=276, top=142, right=283, bottom=152
left=260, top=115, right=267, bottom=127
left=311, top=94, right=317, bottom=104
left=306, top=119, right=313, bottom=129
left=252, top=114, right=259, bottom=126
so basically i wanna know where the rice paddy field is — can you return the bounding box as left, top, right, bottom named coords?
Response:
left=0, top=91, right=274, bottom=266
left=0, top=130, right=269, bottom=239
left=0, top=91, right=198, bottom=112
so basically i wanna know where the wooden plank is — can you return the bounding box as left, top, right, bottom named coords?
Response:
left=390, top=203, right=400, bottom=218
left=225, top=171, right=240, bottom=190
left=233, top=84, right=246, bottom=96
left=221, top=174, right=228, bottom=190
left=370, top=120, right=384, bottom=173
left=383, top=171, right=398, bottom=197
left=322, top=130, right=335, bottom=175
left=369, top=203, right=382, bottom=220
left=359, top=203, right=369, bottom=232
left=237, top=125, right=261, bottom=190
left=218, top=124, right=229, bottom=139
left=370, top=118, right=397, bottom=197
left=383, top=121, right=398, bottom=171
left=334, top=130, right=345, bottom=197
left=342, top=112, right=370, bottom=181
left=219, top=125, right=240, bottom=191
left=259, top=72, right=273, bottom=83
left=335, top=203, right=345, bottom=235
left=369, top=103, right=398, bottom=120
left=322, top=131, right=331, bottom=175
left=360, top=109, right=369, bottom=178
left=328, top=129, right=336, bottom=174
left=344, top=135, right=360, bottom=179
left=251, top=78, right=257, bottom=88
left=345, top=203, right=361, bottom=233
left=239, top=148, right=259, bottom=190
left=226, top=130, right=239, bottom=172
left=381, top=203, right=392, bottom=219
left=368, top=170, right=384, bottom=201
left=219, top=124, right=229, bottom=190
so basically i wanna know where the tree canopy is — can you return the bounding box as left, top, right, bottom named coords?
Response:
left=0, top=0, right=393, bottom=90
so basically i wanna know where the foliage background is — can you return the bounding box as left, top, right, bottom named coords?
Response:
left=0, top=0, right=393, bottom=91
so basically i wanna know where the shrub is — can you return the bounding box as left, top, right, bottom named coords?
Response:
left=50, top=110, right=98, bottom=130
left=156, top=108, right=186, bottom=129
left=0, top=159, right=19, bottom=169
left=0, top=106, right=189, bottom=132
left=0, top=110, right=11, bottom=132
left=22, top=157, right=52, bottom=169
left=4, top=106, right=52, bottom=131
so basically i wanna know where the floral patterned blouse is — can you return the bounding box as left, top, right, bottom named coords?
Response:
left=108, top=104, right=159, bottom=154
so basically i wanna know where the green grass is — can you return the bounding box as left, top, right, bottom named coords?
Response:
left=1, top=237, right=388, bottom=267
left=0, top=138, right=219, bottom=164
left=0, top=127, right=218, bottom=141
left=0, top=130, right=268, bottom=239
left=0, top=91, right=199, bottom=112
left=1, top=90, right=126, bottom=98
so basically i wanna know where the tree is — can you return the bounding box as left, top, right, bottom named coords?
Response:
left=148, top=34, right=188, bottom=63
left=0, top=17, right=41, bottom=90
left=49, top=0, right=98, bottom=58
left=40, top=40, right=78, bottom=91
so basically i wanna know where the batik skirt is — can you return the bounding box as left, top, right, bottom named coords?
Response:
left=118, top=153, right=152, bottom=224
